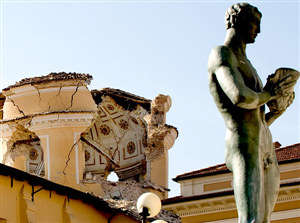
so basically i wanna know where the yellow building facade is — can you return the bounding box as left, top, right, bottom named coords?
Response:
left=0, top=72, right=179, bottom=222
left=0, top=163, right=140, bottom=223
left=162, top=143, right=300, bottom=223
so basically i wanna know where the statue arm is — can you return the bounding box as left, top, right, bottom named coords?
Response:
left=208, top=46, right=273, bottom=110
left=265, top=111, right=285, bottom=126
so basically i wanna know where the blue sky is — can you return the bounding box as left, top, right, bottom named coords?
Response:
left=1, top=0, right=299, bottom=197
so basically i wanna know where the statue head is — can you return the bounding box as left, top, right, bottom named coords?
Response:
left=225, top=3, right=262, bottom=30
left=225, top=3, right=262, bottom=43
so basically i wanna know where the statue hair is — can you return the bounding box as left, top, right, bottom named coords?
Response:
left=225, top=3, right=262, bottom=29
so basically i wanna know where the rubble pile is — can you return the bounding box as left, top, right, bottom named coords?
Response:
left=83, top=176, right=181, bottom=222
left=3, top=124, right=39, bottom=164
left=105, top=198, right=181, bottom=223
left=85, top=175, right=169, bottom=201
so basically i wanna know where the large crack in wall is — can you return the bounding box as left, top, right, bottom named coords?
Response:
left=46, top=86, right=63, bottom=111
left=66, top=83, right=81, bottom=110
left=7, top=97, right=26, bottom=117
left=32, top=85, right=42, bottom=109
left=3, top=124, right=40, bottom=166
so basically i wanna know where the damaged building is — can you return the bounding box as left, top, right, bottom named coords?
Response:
left=0, top=72, right=179, bottom=222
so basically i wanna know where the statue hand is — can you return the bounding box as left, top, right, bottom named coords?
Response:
left=265, top=92, right=294, bottom=126
left=266, top=91, right=295, bottom=113
left=264, top=68, right=299, bottom=100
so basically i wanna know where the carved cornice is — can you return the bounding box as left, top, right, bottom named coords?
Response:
left=198, top=208, right=300, bottom=223
left=179, top=204, right=237, bottom=217
left=1, top=113, right=94, bottom=137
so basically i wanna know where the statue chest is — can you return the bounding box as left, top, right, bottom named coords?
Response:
left=237, top=58, right=263, bottom=92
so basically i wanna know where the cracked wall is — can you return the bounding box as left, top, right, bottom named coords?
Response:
left=81, top=92, right=178, bottom=198
left=81, top=95, right=149, bottom=182
left=1, top=73, right=96, bottom=190
left=2, top=124, right=44, bottom=175
left=0, top=73, right=178, bottom=201
left=2, top=80, right=96, bottom=120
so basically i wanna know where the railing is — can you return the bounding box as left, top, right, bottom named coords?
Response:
left=34, top=160, right=44, bottom=176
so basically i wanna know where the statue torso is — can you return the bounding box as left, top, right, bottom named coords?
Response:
left=208, top=47, right=267, bottom=139
left=234, top=52, right=263, bottom=92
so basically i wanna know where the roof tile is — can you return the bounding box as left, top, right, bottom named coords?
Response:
left=173, top=143, right=300, bottom=182
left=2, top=72, right=92, bottom=91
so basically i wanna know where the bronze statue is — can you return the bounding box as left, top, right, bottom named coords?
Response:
left=207, top=3, right=299, bottom=223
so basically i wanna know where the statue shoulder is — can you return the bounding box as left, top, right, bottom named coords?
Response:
left=207, top=45, right=237, bottom=73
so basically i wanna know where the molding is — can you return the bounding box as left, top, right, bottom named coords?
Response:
left=0, top=113, right=94, bottom=137
left=279, top=162, right=300, bottom=172
left=203, top=209, right=300, bottom=223
left=30, top=114, right=94, bottom=131
left=277, top=191, right=300, bottom=203
left=5, top=85, right=36, bottom=94
left=178, top=204, right=236, bottom=217
left=7, top=86, right=88, bottom=99
left=163, top=195, right=235, bottom=216
left=74, top=133, right=81, bottom=185
left=281, top=177, right=300, bottom=184
left=39, top=135, right=50, bottom=180
left=271, top=208, right=300, bottom=221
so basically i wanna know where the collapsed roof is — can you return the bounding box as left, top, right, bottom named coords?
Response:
left=2, top=72, right=93, bottom=91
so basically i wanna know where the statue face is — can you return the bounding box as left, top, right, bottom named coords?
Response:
left=240, top=12, right=261, bottom=44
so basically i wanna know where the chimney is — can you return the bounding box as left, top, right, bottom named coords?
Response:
left=273, top=141, right=281, bottom=149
